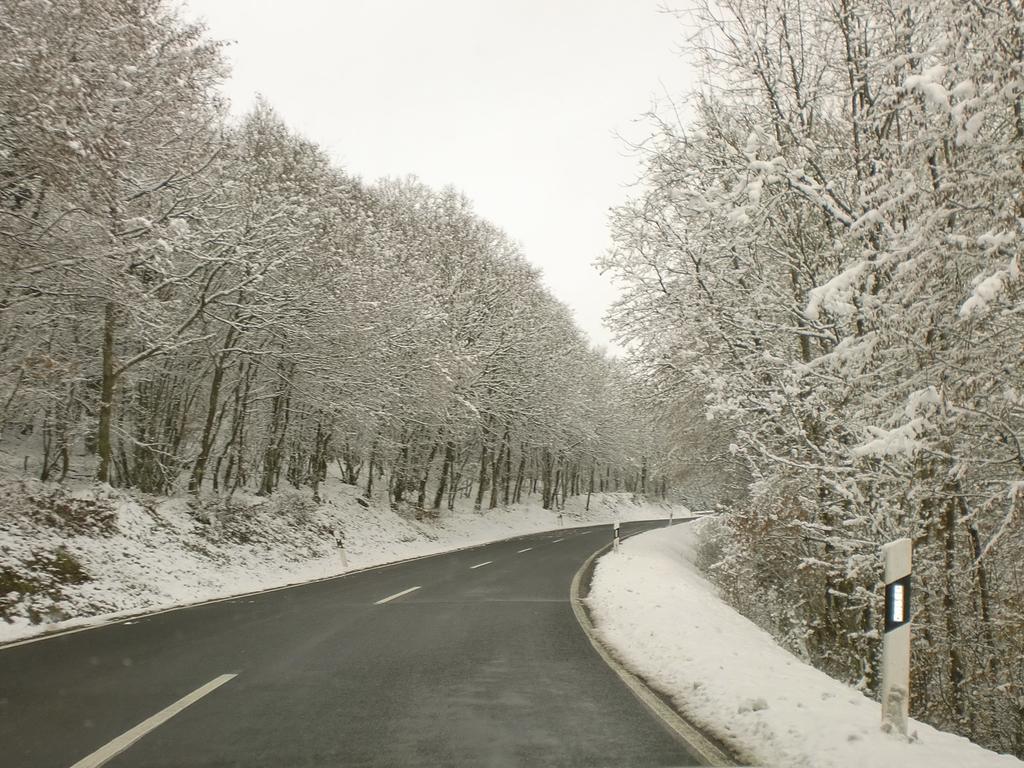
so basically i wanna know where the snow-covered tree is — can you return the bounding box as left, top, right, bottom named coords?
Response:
left=603, top=0, right=1024, bottom=753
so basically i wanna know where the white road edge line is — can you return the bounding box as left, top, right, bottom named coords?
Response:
left=69, top=673, right=237, bottom=768
left=469, top=561, right=492, bottom=569
left=374, top=586, right=421, bottom=604
left=517, top=547, right=533, bottom=553
left=570, top=546, right=735, bottom=767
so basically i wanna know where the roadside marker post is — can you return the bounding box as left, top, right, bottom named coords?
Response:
left=335, top=529, right=349, bottom=569
left=881, top=538, right=912, bottom=735
left=668, top=511, right=674, bottom=527
left=613, top=521, right=620, bottom=553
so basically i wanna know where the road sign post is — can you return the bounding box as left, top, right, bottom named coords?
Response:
left=613, top=521, right=620, bottom=552
left=881, top=538, right=912, bottom=735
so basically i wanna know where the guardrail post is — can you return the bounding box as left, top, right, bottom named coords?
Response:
left=881, top=538, right=912, bottom=735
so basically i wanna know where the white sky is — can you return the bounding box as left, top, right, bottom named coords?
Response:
left=182, top=1, right=694, bottom=352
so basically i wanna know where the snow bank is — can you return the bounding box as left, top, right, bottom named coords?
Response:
left=587, top=521, right=1024, bottom=768
left=0, top=476, right=667, bottom=645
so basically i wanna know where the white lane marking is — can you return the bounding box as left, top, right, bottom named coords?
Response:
left=374, top=586, right=421, bottom=605
left=552, top=538, right=564, bottom=543
left=469, top=561, right=493, bottom=569
left=517, top=547, right=533, bottom=553
left=577, top=531, right=592, bottom=536
left=2, top=526, right=589, bottom=651
left=70, top=673, right=236, bottom=768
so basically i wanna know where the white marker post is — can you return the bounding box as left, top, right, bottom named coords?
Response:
left=612, top=521, right=621, bottom=552
left=881, top=538, right=912, bottom=735
left=668, top=510, right=674, bottom=527
left=336, top=529, right=349, bottom=569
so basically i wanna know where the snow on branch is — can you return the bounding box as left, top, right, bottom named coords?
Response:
left=805, top=262, right=867, bottom=321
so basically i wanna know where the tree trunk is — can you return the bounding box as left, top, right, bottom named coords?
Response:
left=473, top=441, right=488, bottom=511
left=433, top=442, right=455, bottom=510
left=512, top=445, right=527, bottom=504
left=417, top=440, right=439, bottom=510
left=941, top=495, right=969, bottom=727
left=541, top=448, right=554, bottom=510
left=488, top=429, right=509, bottom=510
left=393, top=433, right=410, bottom=503
left=502, top=441, right=512, bottom=506
left=586, top=462, right=595, bottom=511
left=550, top=466, right=562, bottom=511
left=188, top=342, right=231, bottom=493
left=258, top=375, right=291, bottom=496
left=96, top=301, right=116, bottom=484
left=365, top=440, right=378, bottom=499
left=341, top=440, right=361, bottom=484
left=448, top=454, right=467, bottom=511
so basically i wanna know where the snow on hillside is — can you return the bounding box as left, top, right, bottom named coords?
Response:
left=0, top=475, right=667, bottom=645
left=587, top=520, right=1024, bottom=768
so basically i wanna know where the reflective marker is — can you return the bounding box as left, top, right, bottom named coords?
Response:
left=890, top=583, right=904, bottom=624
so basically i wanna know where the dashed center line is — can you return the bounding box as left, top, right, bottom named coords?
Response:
left=374, top=586, right=421, bottom=604
left=517, top=547, right=533, bottom=553
left=70, top=673, right=236, bottom=768
left=470, top=561, right=493, bottom=569
left=552, top=538, right=564, bottom=543
left=577, top=531, right=592, bottom=536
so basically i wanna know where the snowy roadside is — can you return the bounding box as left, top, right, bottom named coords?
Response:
left=0, top=477, right=666, bottom=646
left=587, top=520, right=1024, bottom=768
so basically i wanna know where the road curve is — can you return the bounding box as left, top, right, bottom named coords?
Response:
left=0, top=520, right=706, bottom=767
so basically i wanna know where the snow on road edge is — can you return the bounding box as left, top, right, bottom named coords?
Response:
left=587, top=519, right=1024, bottom=768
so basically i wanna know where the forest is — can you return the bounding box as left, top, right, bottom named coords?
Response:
left=601, top=0, right=1024, bottom=756
left=3, top=0, right=1023, bottom=760
left=0, top=0, right=668, bottom=520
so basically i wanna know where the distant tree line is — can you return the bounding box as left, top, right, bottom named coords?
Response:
left=604, top=0, right=1024, bottom=756
left=0, top=0, right=669, bottom=513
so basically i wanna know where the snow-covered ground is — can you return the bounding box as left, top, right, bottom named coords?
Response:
left=587, top=520, right=1024, bottom=768
left=0, top=474, right=668, bottom=645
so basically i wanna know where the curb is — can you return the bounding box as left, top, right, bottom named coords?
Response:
left=570, top=534, right=738, bottom=767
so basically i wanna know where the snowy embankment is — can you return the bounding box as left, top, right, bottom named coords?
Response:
left=587, top=521, right=1024, bottom=768
left=0, top=477, right=665, bottom=645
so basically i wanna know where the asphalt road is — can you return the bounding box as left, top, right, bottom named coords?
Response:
left=0, top=520, right=705, bottom=767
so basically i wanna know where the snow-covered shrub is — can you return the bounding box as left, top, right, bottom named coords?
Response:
left=266, top=488, right=319, bottom=525
left=0, top=546, right=90, bottom=625
left=0, top=479, right=117, bottom=536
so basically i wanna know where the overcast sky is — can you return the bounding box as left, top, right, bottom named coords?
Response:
left=181, top=0, right=694, bottom=352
